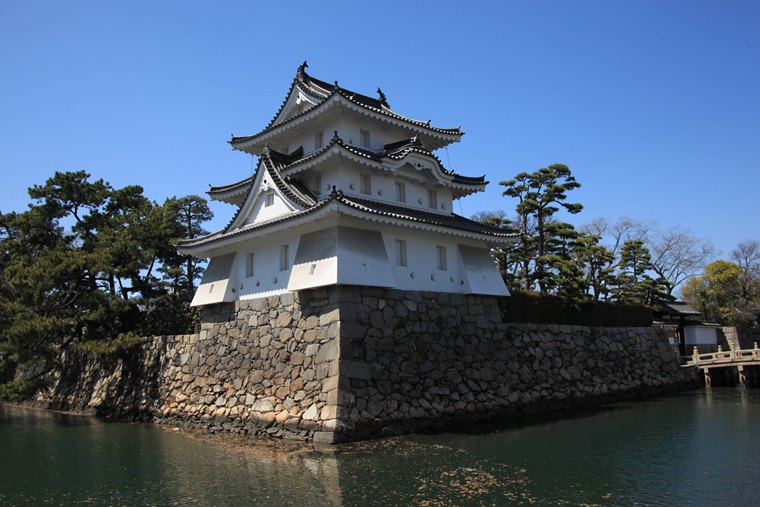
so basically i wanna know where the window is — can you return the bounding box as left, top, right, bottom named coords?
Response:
left=279, top=245, right=289, bottom=271
left=360, top=174, right=371, bottom=195
left=360, top=129, right=370, bottom=147
left=427, top=189, right=437, bottom=209
left=246, top=253, right=255, bottom=278
left=314, top=131, right=324, bottom=150
left=395, top=239, right=407, bottom=267
left=315, top=175, right=322, bottom=196
left=265, top=191, right=274, bottom=207
left=436, top=245, right=447, bottom=271
left=395, top=181, right=406, bottom=203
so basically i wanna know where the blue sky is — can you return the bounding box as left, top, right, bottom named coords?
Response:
left=1, top=1, right=758, bottom=258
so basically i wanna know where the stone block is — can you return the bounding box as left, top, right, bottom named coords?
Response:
left=276, top=312, right=293, bottom=328
left=320, top=404, right=338, bottom=420
left=302, top=403, right=319, bottom=421
left=343, top=361, right=373, bottom=380
left=252, top=398, right=275, bottom=412
left=319, top=307, right=340, bottom=326
left=312, top=431, right=337, bottom=444
left=315, top=339, right=338, bottom=364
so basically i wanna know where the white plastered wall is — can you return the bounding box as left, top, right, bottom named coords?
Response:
left=191, top=253, right=238, bottom=306
left=288, top=226, right=395, bottom=291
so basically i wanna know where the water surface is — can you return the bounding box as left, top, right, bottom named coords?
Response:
left=2, top=389, right=758, bottom=505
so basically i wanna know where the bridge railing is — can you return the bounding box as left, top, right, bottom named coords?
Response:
left=683, top=343, right=760, bottom=367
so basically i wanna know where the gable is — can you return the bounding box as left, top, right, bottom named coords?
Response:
left=226, top=160, right=302, bottom=232
left=272, top=85, right=322, bottom=128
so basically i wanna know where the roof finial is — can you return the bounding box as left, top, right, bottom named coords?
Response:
left=334, top=80, right=340, bottom=89
left=296, top=61, right=308, bottom=81
left=426, top=119, right=431, bottom=126
left=377, top=87, right=388, bottom=107
left=333, top=130, right=340, bottom=140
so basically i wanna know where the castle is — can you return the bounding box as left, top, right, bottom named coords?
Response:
left=178, top=62, right=512, bottom=305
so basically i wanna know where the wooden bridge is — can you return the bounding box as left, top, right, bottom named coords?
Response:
left=682, top=343, right=760, bottom=386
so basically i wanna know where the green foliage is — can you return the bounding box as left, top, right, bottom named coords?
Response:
left=499, top=164, right=583, bottom=295
left=500, top=291, right=652, bottom=327
left=573, top=234, right=615, bottom=301
left=681, top=260, right=758, bottom=326
left=612, top=240, right=669, bottom=305
left=137, top=294, right=201, bottom=336
left=72, top=333, right=147, bottom=357
left=157, top=195, right=212, bottom=299
left=0, top=171, right=213, bottom=393
left=0, top=377, right=49, bottom=402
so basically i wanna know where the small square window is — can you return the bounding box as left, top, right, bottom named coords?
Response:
left=395, top=239, right=407, bottom=267
left=246, top=253, right=255, bottom=278
left=395, top=181, right=406, bottom=203
left=436, top=245, right=447, bottom=271
left=314, top=131, right=324, bottom=150
left=279, top=245, right=289, bottom=271
left=427, top=189, right=437, bottom=209
left=360, top=129, right=370, bottom=148
left=360, top=174, right=371, bottom=195
left=265, top=192, right=274, bottom=207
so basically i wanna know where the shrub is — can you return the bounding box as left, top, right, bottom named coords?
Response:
left=501, top=291, right=652, bottom=327
left=137, top=294, right=201, bottom=336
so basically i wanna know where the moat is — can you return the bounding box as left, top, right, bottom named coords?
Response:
left=2, top=388, right=758, bottom=505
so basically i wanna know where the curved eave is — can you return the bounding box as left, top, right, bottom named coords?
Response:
left=218, top=153, right=315, bottom=234
left=275, top=137, right=485, bottom=196
left=208, top=176, right=253, bottom=205
left=230, top=93, right=463, bottom=155
left=178, top=199, right=337, bottom=256
left=178, top=195, right=515, bottom=257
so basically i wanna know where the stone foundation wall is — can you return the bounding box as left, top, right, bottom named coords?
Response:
left=36, top=289, right=345, bottom=442
left=32, top=286, right=699, bottom=443
left=334, top=287, right=697, bottom=440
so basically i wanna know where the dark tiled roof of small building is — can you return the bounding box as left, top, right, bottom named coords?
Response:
left=658, top=300, right=702, bottom=316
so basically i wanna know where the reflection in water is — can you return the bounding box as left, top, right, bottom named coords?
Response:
left=2, top=389, right=760, bottom=506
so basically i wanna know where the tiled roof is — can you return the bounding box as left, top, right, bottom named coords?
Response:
left=266, top=133, right=486, bottom=187
left=658, top=300, right=702, bottom=316
left=261, top=147, right=317, bottom=209
left=208, top=176, right=252, bottom=196
left=213, top=147, right=317, bottom=234
left=230, top=63, right=463, bottom=148
left=338, top=195, right=516, bottom=238
left=179, top=188, right=516, bottom=252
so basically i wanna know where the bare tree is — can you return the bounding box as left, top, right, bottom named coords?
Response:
left=731, top=240, right=760, bottom=300
left=581, top=217, right=654, bottom=257
left=650, top=227, right=715, bottom=295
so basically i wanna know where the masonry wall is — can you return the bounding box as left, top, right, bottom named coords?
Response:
left=37, top=289, right=345, bottom=442
left=333, top=287, right=698, bottom=441
left=32, top=286, right=699, bottom=443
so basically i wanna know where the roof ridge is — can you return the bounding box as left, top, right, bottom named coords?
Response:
left=230, top=64, right=463, bottom=149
